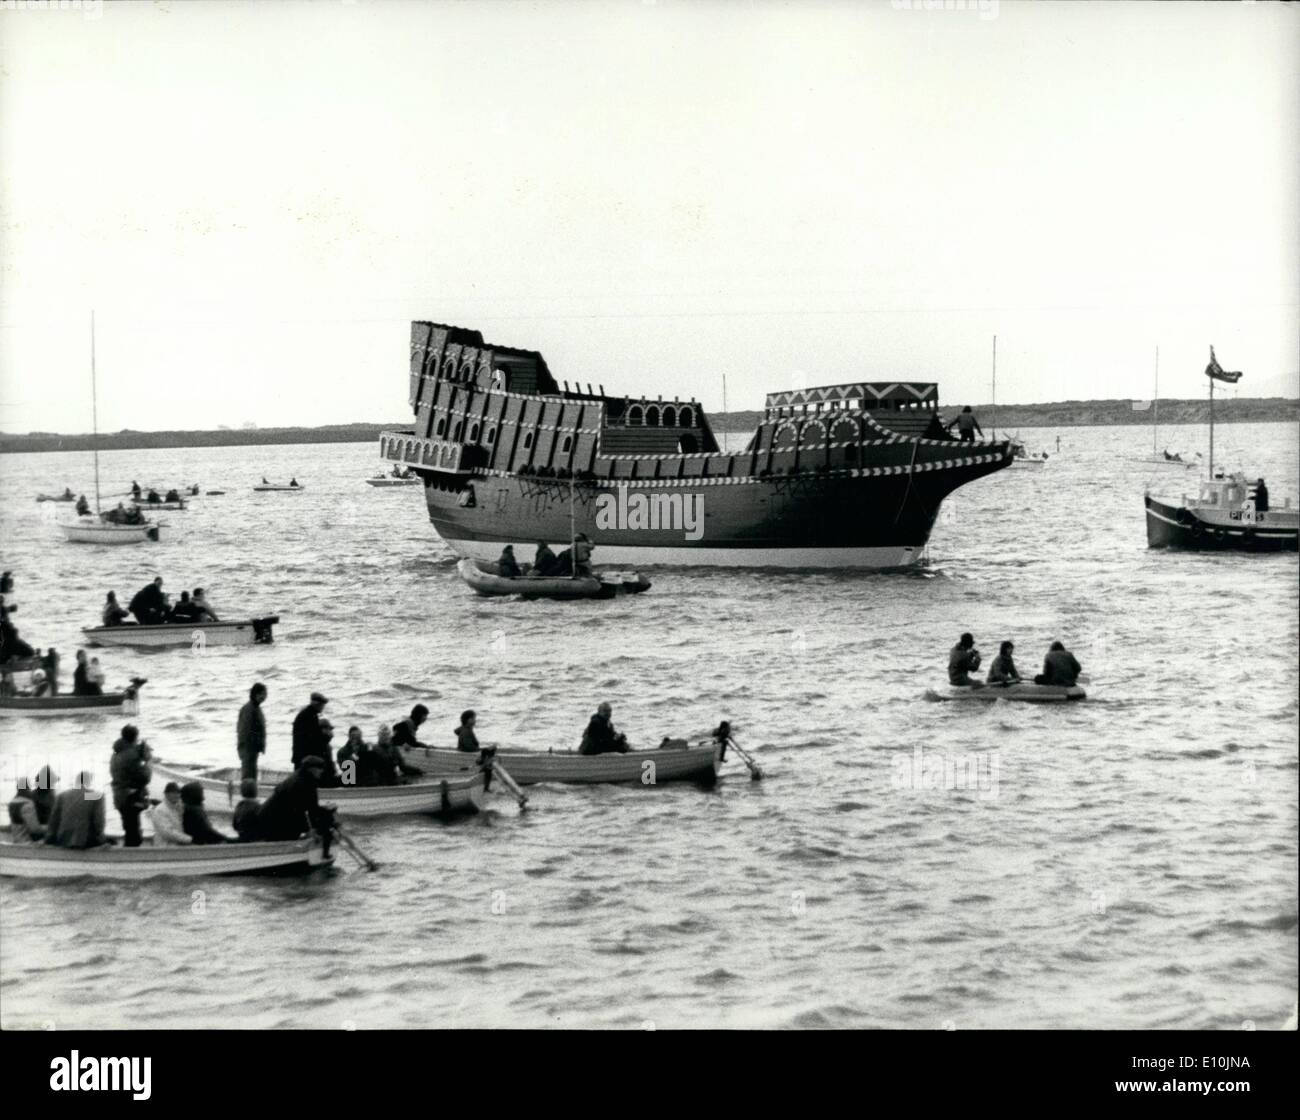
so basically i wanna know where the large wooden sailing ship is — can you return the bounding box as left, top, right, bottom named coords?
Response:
left=378, top=322, right=1014, bottom=568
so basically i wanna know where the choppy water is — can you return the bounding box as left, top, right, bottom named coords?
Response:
left=0, top=422, right=1296, bottom=1029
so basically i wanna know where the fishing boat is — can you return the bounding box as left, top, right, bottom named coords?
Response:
left=456, top=557, right=651, bottom=600
left=1007, top=442, right=1049, bottom=469
left=82, top=616, right=280, bottom=648
left=408, top=738, right=724, bottom=785
left=151, top=761, right=486, bottom=818
left=0, top=678, right=146, bottom=718
left=0, top=835, right=330, bottom=880
left=253, top=483, right=304, bottom=492
left=926, top=683, right=1086, bottom=703
left=1134, top=346, right=1199, bottom=467
left=378, top=321, right=1013, bottom=570
left=1145, top=348, right=1299, bottom=553
left=57, top=313, right=160, bottom=546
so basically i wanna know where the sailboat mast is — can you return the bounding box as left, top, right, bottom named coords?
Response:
left=90, top=310, right=101, bottom=514
left=991, top=334, right=997, bottom=439
left=1208, top=374, right=1215, bottom=479
left=1153, top=345, right=1159, bottom=454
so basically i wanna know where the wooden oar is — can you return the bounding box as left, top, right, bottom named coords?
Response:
left=332, top=824, right=377, bottom=871
left=725, top=733, right=764, bottom=781
left=489, top=758, right=528, bottom=810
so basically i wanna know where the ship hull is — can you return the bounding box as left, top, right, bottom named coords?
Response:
left=1145, top=494, right=1299, bottom=552
left=422, top=460, right=1005, bottom=569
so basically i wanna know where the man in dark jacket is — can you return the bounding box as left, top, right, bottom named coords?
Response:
left=579, top=701, right=629, bottom=755
left=231, top=780, right=262, bottom=840
left=128, top=577, right=168, bottom=624
left=497, top=546, right=521, bottom=579
left=109, top=724, right=153, bottom=847
left=1035, top=641, right=1082, bottom=687
left=253, top=758, right=334, bottom=858
left=44, top=772, right=106, bottom=849
left=291, top=692, right=330, bottom=768
left=532, top=542, right=559, bottom=577
left=392, top=705, right=430, bottom=750
left=237, top=683, right=268, bottom=780
left=180, top=782, right=229, bottom=844
left=948, top=633, right=982, bottom=687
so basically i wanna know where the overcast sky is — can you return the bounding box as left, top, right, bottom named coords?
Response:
left=1, top=0, right=1296, bottom=434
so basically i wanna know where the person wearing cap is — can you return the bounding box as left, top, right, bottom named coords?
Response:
left=237, top=683, right=268, bottom=780
left=149, top=782, right=191, bottom=846
left=986, top=641, right=1021, bottom=686
left=292, top=692, right=330, bottom=769
left=44, top=771, right=106, bottom=849
left=180, top=782, right=229, bottom=844
left=232, top=779, right=263, bottom=840
left=252, top=757, right=335, bottom=857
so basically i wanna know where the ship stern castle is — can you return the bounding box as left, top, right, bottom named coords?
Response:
left=379, top=321, right=1013, bottom=568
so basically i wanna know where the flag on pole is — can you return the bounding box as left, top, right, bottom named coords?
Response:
left=1205, top=346, right=1243, bottom=384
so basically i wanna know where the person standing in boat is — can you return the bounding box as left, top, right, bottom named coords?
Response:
left=986, top=641, right=1021, bottom=685
left=109, top=724, right=153, bottom=848
left=149, top=782, right=191, bottom=847
left=497, top=545, right=522, bottom=578
left=948, top=633, right=983, bottom=687
left=1034, top=641, right=1082, bottom=687
left=129, top=577, right=168, bottom=625
left=1251, top=478, right=1270, bottom=513
left=238, top=683, right=268, bottom=781
left=946, top=406, right=983, bottom=444
left=42, top=648, right=59, bottom=695
left=44, top=771, right=106, bottom=850
left=580, top=701, right=630, bottom=755
left=455, top=710, right=480, bottom=753
left=291, top=692, right=331, bottom=769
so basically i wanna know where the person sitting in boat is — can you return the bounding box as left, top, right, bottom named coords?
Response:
left=392, top=705, right=431, bottom=751
left=29, top=668, right=51, bottom=698
left=149, top=782, right=191, bottom=847
left=948, top=633, right=983, bottom=687
left=110, top=724, right=153, bottom=848
left=573, top=534, right=594, bottom=576
left=1034, top=641, right=1082, bottom=687
left=292, top=692, right=332, bottom=769
left=455, top=710, right=480, bottom=753
left=75, top=494, right=91, bottom=516
left=532, top=541, right=559, bottom=577
left=579, top=701, right=630, bottom=755
left=369, top=726, right=404, bottom=786
left=168, top=590, right=199, bottom=622
left=73, top=649, right=100, bottom=696
left=1163, top=449, right=1182, bottom=462
left=232, top=780, right=263, bottom=840
left=262, top=477, right=270, bottom=485
left=181, top=782, right=230, bottom=844
left=42, top=647, right=59, bottom=695
left=252, top=757, right=335, bottom=853
left=165, top=488, right=180, bottom=503
left=131, top=480, right=142, bottom=500
left=129, top=577, right=168, bottom=625
left=30, top=766, right=57, bottom=826
left=192, top=588, right=218, bottom=621
left=88, top=657, right=106, bottom=692
left=289, top=477, right=300, bottom=488
left=102, top=590, right=131, bottom=627
left=44, top=771, right=106, bottom=850
left=336, top=727, right=379, bottom=787
left=1251, top=478, right=1270, bottom=513
left=946, top=406, right=983, bottom=444
left=7, top=776, right=48, bottom=843
left=314, top=721, right=340, bottom=786
left=189, top=484, right=200, bottom=495
left=497, top=545, right=522, bottom=579
left=986, top=641, right=1021, bottom=685
left=146, top=489, right=161, bottom=504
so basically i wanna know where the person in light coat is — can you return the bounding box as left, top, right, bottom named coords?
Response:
left=149, top=782, right=191, bottom=846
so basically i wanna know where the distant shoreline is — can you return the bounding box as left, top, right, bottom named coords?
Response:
left=1, top=398, right=1295, bottom=453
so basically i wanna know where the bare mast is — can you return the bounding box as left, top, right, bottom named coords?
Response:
left=90, top=310, right=101, bottom=514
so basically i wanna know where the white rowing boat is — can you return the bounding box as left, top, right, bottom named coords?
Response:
left=151, top=761, right=487, bottom=817
left=0, top=836, right=330, bottom=880
left=59, top=518, right=161, bottom=544
left=252, top=484, right=305, bottom=492
left=926, top=683, right=1086, bottom=703
left=82, top=616, right=279, bottom=648
left=408, top=739, right=723, bottom=785
left=0, top=679, right=146, bottom=717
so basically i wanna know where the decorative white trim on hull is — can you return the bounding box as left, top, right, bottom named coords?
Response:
left=445, top=538, right=923, bottom=569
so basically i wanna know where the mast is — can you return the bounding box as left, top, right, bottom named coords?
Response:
left=90, top=310, right=101, bottom=514
left=991, top=334, right=997, bottom=439
left=1208, top=372, right=1215, bottom=479
left=1152, top=345, right=1159, bottom=455
left=721, top=373, right=728, bottom=453
left=569, top=472, right=577, bottom=580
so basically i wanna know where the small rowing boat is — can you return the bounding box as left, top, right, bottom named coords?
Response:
left=151, top=761, right=487, bottom=818
left=926, top=683, right=1086, bottom=703
left=82, top=616, right=279, bottom=648
left=253, top=484, right=304, bottom=492
left=408, top=738, right=723, bottom=785
left=35, top=493, right=75, bottom=503
left=456, top=558, right=651, bottom=600
left=0, top=678, right=146, bottom=718
left=59, top=518, right=161, bottom=544
left=0, top=835, right=330, bottom=880
left=135, top=499, right=188, bottom=511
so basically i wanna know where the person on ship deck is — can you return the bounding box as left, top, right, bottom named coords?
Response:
left=1034, top=641, right=1082, bottom=687
left=1252, top=478, right=1270, bottom=513
left=946, top=406, right=983, bottom=444
left=948, top=633, right=982, bottom=687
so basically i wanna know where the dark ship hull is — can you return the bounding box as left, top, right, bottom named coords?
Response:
left=381, top=322, right=1013, bottom=569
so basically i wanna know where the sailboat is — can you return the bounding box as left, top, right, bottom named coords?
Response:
left=1144, top=347, right=1297, bottom=552
left=1134, top=346, right=1198, bottom=468
left=990, top=336, right=1047, bottom=469
left=58, top=313, right=161, bottom=544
